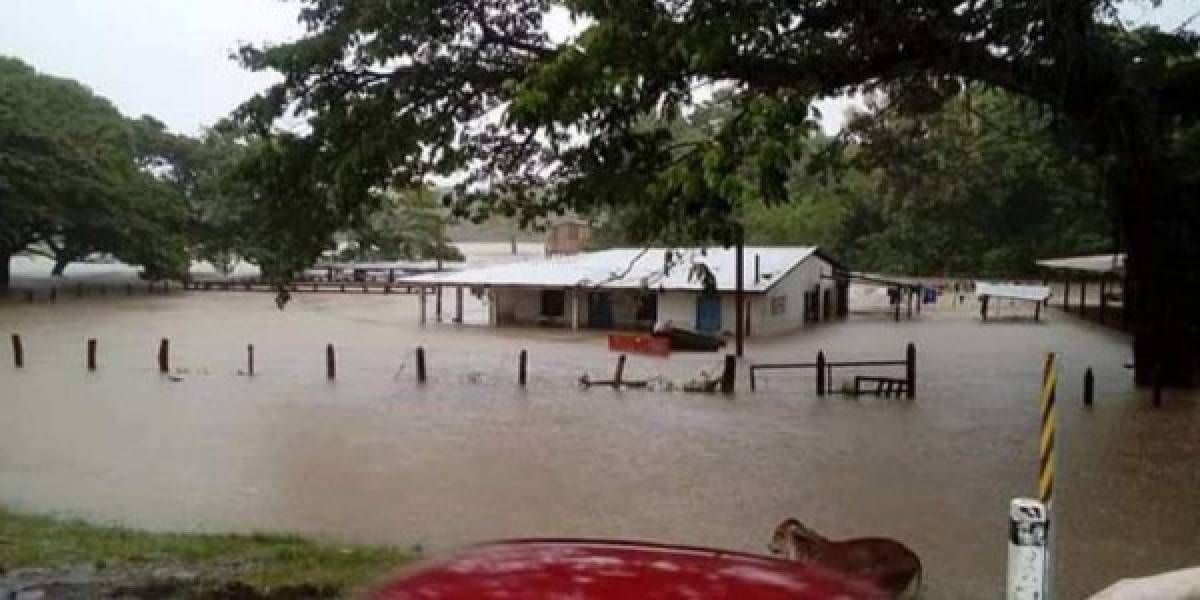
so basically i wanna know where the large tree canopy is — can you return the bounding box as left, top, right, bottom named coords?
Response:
left=0, top=56, right=189, bottom=287
left=239, top=1, right=1199, bottom=384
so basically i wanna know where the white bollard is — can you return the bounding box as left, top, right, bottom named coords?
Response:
left=1007, top=498, right=1050, bottom=600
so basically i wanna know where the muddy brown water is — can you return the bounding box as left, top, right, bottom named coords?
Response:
left=0, top=290, right=1197, bottom=599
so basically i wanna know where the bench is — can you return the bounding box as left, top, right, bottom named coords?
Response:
left=853, top=376, right=909, bottom=397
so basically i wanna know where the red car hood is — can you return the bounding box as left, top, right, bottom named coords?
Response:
left=371, top=539, right=887, bottom=599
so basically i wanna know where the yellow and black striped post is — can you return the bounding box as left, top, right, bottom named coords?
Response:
left=1039, top=353, right=1058, bottom=504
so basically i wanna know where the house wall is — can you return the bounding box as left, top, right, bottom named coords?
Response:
left=490, top=287, right=591, bottom=328
left=756, top=256, right=838, bottom=336
left=485, top=255, right=839, bottom=336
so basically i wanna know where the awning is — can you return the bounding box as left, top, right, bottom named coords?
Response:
left=1036, top=253, right=1124, bottom=274
left=975, top=282, right=1051, bottom=302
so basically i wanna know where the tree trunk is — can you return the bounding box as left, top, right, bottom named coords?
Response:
left=51, top=256, right=70, bottom=276
left=0, top=249, right=10, bottom=292
left=1119, top=153, right=1200, bottom=387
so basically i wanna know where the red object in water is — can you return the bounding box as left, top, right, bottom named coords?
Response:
left=608, top=333, right=671, bottom=357
left=370, top=539, right=887, bottom=599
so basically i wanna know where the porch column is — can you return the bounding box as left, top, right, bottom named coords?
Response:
left=487, top=288, right=497, bottom=326
left=455, top=286, right=464, bottom=323
left=435, top=285, right=443, bottom=322
left=1099, top=280, right=1108, bottom=324
left=1079, top=276, right=1087, bottom=317
left=419, top=286, right=428, bottom=326
left=570, top=288, right=580, bottom=330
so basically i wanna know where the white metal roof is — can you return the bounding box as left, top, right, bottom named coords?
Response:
left=975, top=282, right=1052, bottom=302
left=402, top=247, right=823, bottom=293
left=1036, top=253, right=1124, bottom=274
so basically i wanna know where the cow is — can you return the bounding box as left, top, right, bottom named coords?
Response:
left=768, top=518, right=922, bottom=598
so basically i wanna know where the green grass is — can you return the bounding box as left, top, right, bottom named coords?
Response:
left=0, top=508, right=413, bottom=593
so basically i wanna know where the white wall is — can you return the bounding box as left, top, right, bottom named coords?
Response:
left=491, top=287, right=587, bottom=327
left=487, top=255, right=838, bottom=336
left=756, top=256, right=838, bottom=336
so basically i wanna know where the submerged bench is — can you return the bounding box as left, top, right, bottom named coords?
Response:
left=853, top=376, right=909, bottom=397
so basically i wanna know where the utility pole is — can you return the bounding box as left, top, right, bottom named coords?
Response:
left=735, top=227, right=745, bottom=358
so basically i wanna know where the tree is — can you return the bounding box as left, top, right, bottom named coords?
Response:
left=238, top=2, right=1200, bottom=385
left=0, top=56, right=188, bottom=288
left=340, top=188, right=464, bottom=264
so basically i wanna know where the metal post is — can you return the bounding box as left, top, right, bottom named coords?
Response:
left=158, top=338, right=169, bottom=374
left=816, top=351, right=826, bottom=396
left=416, top=346, right=427, bottom=383
left=981, top=295, right=990, bottom=321
left=87, top=338, right=97, bottom=371
left=518, top=350, right=527, bottom=386
left=1062, top=278, right=1070, bottom=311
left=614, top=354, right=626, bottom=385
left=906, top=343, right=916, bottom=399
left=247, top=344, right=255, bottom=376
left=326, top=344, right=336, bottom=380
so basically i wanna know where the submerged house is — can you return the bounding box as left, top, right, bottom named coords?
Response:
left=407, top=247, right=846, bottom=337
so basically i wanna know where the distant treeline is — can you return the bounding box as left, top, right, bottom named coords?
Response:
left=592, top=89, right=1114, bottom=277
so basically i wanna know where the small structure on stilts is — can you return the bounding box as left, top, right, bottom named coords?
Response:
left=975, top=282, right=1052, bottom=321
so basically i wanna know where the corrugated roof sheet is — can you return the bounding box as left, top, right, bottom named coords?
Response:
left=1036, top=253, right=1124, bottom=274
left=975, top=282, right=1052, bottom=302
left=402, top=247, right=821, bottom=293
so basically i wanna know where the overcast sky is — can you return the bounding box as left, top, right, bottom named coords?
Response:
left=0, top=0, right=1196, bottom=136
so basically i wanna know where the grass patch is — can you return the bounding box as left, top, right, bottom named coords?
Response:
left=0, top=507, right=413, bottom=593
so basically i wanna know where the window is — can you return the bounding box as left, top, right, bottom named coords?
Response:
left=771, top=295, right=787, bottom=315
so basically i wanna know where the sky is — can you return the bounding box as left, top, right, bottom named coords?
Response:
left=0, top=0, right=1196, bottom=136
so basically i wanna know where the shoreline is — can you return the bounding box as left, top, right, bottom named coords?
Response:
left=0, top=507, right=413, bottom=598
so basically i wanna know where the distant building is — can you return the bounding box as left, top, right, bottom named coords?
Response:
left=407, top=247, right=847, bottom=337
left=544, top=220, right=591, bottom=256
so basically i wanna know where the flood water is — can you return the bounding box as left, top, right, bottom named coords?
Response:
left=1, top=283, right=1197, bottom=598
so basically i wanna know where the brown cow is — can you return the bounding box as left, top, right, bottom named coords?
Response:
left=768, top=518, right=922, bottom=598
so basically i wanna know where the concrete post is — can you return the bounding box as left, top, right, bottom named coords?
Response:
left=570, top=288, right=580, bottom=330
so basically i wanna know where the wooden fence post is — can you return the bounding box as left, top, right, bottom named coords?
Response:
left=326, top=343, right=336, bottom=380
left=87, top=338, right=97, bottom=371
left=1083, top=367, right=1094, bottom=407
left=157, top=338, right=169, bottom=374
left=906, top=342, right=916, bottom=399
left=247, top=344, right=255, bottom=376
left=816, top=350, right=826, bottom=396
left=720, top=354, right=737, bottom=394
left=518, top=350, right=527, bottom=386
left=11, top=334, right=23, bottom=368
left=416, top=346, right=427, bottom=383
